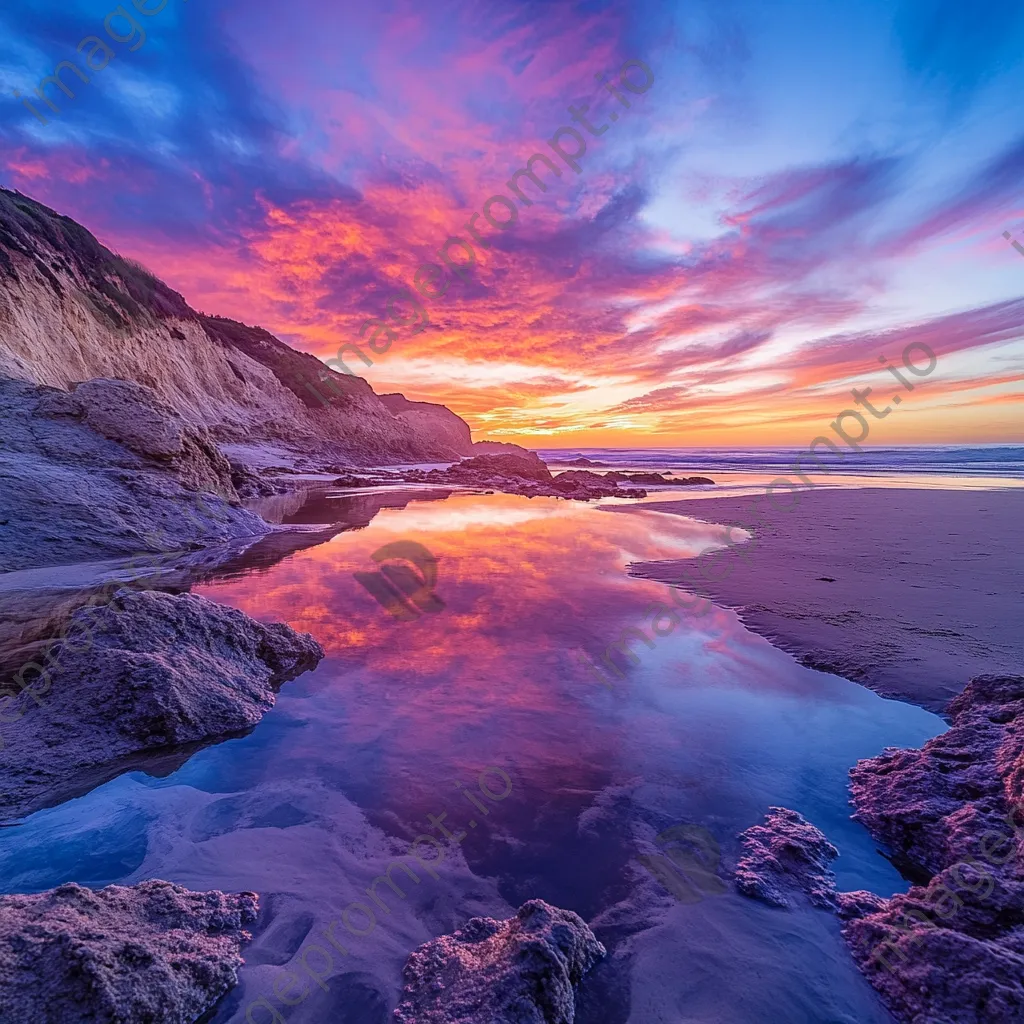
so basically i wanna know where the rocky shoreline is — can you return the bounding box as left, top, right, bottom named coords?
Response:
left=735, top=674, right=1024, bottom=1024
left=327, top=450, right=713, bottom=502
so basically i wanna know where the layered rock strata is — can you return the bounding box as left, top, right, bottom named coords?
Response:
left=0, top=188, right=473, bottom=466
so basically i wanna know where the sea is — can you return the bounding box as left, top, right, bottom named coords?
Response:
left=535, top=443, right=1024, bottom=478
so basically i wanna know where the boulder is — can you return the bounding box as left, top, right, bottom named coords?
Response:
left=0, top=588, right=323, bottom=821
left=734, top=807, right=841, bottom=910
left=393, top=900, right=606, bottom=1024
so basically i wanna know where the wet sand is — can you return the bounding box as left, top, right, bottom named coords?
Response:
left=625, top=486, right=1024, bottom=714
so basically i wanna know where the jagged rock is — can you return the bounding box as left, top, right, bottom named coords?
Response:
left=835, top=889, right=888, bottom=921
left=0, top=879, right=257, bottom=1024
left=0, top=588, right=323, bottom=820
left=842, top=674, right=1024, bottom=1024
left=735, top=807, right=840, bottom=910
left=850, top=674, right=1024, bottom=875
left=392, top=900, right=607, bottom=1024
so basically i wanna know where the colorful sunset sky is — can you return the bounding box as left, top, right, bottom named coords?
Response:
left=2, top=0, right=1023, bottom=445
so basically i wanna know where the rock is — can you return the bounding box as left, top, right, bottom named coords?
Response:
left=40, top=377, right=238, bottom=499
left=735, top=807, right=840, bottom=910
left=850, top=674, right=1024, bottom=876
left=0, top=879, right=257, bottom=1024
left=835, top=889, right=888, bottom=921
left=392, top=454, right=647, bottom=502
left=458, top=452, right=553, bottom=481
left=561, top=457, right=605, bottom=467
left=392, top=899, right=606, bottom=1024
left=0, top=588, right=323, bottom=821
left=0, top=376, right=272, bottom=573
left=841, top=674, right=1024, bottom=1024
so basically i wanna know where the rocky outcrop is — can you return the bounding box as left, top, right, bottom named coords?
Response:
left=393, top=900, right=606, bottom=1024
left=40, top=377, right=238, bottom=499
left=734, top=677, right=1024, bottom=1024
left=0, top=879, right=257, bottom=1024
left=849, top=674, right=1024, bottom=875
left=735, top=807, right=842, bottom=910
left=394, top=453, right=650, bottom=501
left=842, top=674, right=1024, bottom=1024
left=0, top=376, right=271, bottom=572
left=0, top=188, right=474, bottom=465
left=471, top=440, right=539, bottom=458
left=0, top=588, right=323, bottom=821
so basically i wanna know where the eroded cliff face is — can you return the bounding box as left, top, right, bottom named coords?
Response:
left=0, top=189, right=473, bottom=465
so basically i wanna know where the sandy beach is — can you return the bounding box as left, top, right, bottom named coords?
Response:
left=626, top=486, right=1024, bottom=714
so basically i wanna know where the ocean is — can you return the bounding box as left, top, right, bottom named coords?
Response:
left=535, top=444, right=1024, bottom=478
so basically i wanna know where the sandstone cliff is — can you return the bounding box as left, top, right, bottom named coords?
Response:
left=0, top=188, right=473, bottom=465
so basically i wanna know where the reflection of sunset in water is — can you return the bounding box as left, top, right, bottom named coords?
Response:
left=194, top=494, right=736, bottom=808
left=3, top=489, right=949, bottom=1024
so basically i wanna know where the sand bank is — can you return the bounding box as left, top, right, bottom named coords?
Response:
left=625, top=486, right=1024, bottom=713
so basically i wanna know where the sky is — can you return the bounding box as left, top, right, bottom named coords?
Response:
left=2, top=0, right=1023, bottom=446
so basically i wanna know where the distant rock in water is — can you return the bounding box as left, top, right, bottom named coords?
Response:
left=392, top=899, right=606, bottom=1024
left=0, top=879, right=257, bottom=1024
left=0, top=588, right=323, bottom=821
left=0, top=376, right=271, bottom=572
left=735, top=806, right=841, bottom=910
left=393, top=453, right=650, bottom=501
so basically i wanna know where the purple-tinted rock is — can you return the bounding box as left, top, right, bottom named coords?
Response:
left=392, top=899, right=606, bottom=1024
left=841, top=674, right=1024, bottom=1024
left=735, top=807, right=840, bottom=910
left=835, top=889, right=888, bottom=921
left=0, top=879, right=257, bottom=1024
left=0, top=588, right=323, bottom=821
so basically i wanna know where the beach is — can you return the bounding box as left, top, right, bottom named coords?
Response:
left=626, top=484, right=1024, bottom=714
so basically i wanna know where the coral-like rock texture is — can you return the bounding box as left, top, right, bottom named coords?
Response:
left=0, top=880, right=257, bottom=1024
left=843, top=674, right=1024, bottom=1024
left=735, top=806, right=841, bottom=910
left=0, top=588, right=323, bottom=820
left=392, top=899, right=607, bottom=1024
